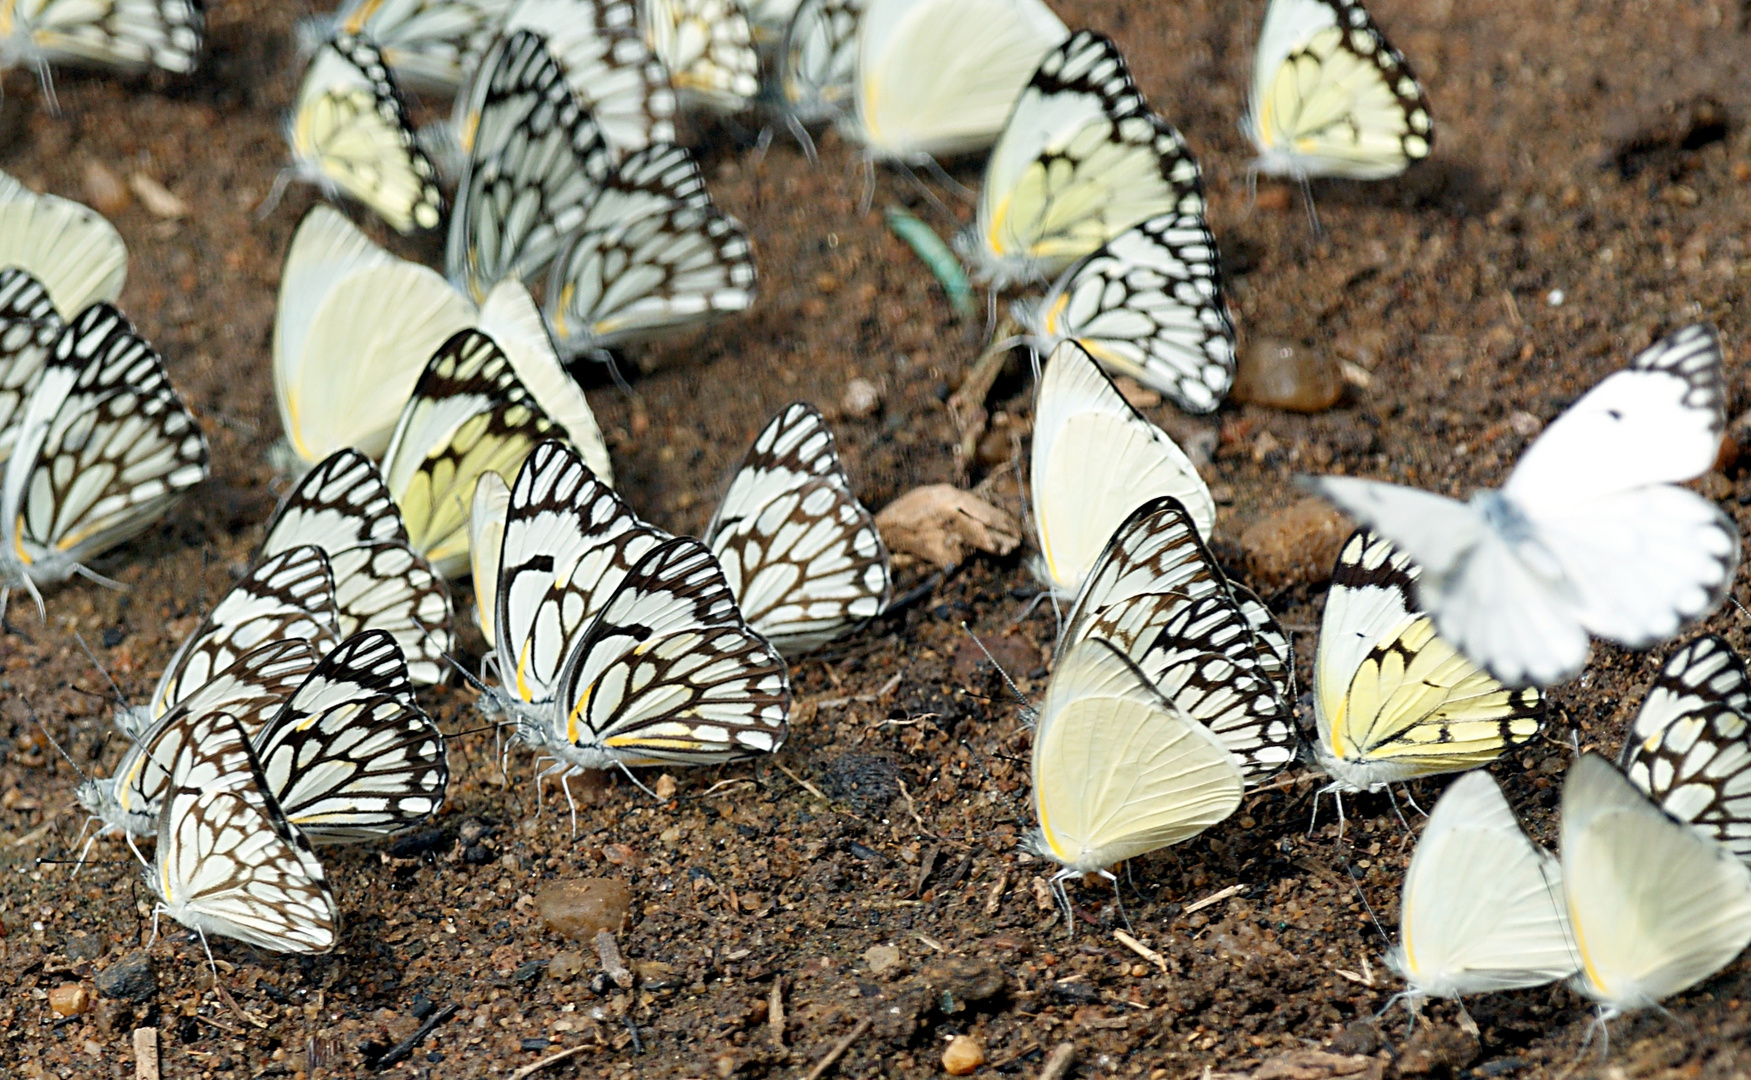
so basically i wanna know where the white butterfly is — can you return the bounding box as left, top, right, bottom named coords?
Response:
left=641, top=0, right=759, bottom=113
left=544, top=143, right=756, bottom=360
left=1059, top=496, right=1297, bottom=782
left=260, top=449, right=456, bottom=685
left=704, top=402, right=889, bottom=655
left=1312, top=529, right=1543, bottom=793
left=0, top=268, right=67, bottom=462
left=253, top=629, right=449, bottom=843
left=1030, top=340, right=1214, bottom=600
left=1621, top=635, right=1751, bottom=863
left=850, top=0, right=1065, bottom=164
left=468, top=468, right=513, bottom=644
left=480, top=440, right=791, bottom=777
left=0, top=300, right=208, bottom=614
left=0, top=0, right=203, bottom=80
left=304, top=0, right=515, bottom=93
left=1386, top=771, right=1578, bottom=1003
left=274, top=204, right=563, bottom=467
left=0, top=170, right=125, bottom=318
left=1246, top=0, right=1433, bottom=181
left=1027, top=637, right=1244, bottom=893
left=1015, top=212, right=1235, bottom=415
left=145, top=708, right=339, bottom=955
left=447, top=28, right=613, bottom=301
left=1310, top=324, right=1740, bottom=688
left=284, top=32, right=444, bottom=235
left=116, top=544, right=341, bottom=740
left=81, top=639, right=323, bottom=838
left=1562, top=753, right=1751, bottom=1016
left=381, top=320, right=612, bottom=578
left=479, top=0, right=678, bottom=158
left=958, top=31, right=1205, bottom=291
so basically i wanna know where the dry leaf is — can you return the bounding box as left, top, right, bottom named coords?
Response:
left=874, top=484, right=1021, bottom=569
left=129, top=174, right=187, bottom=219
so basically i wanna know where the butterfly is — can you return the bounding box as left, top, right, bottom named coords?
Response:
left=116, top=544, right=341, bottom=740
left=253, top=629, right=448, bottom=843
left=850, top=0, right=1066, bottom=164
left=259, top=449, right=456, bottom=685
left=80, top=638, right=323, bottom=839
left=274, top=205, right=569, bottom=466
left=0, top=300, right=208, bottom=614
left=1026, top=637, right=1244, bottom=897
left=1247, top=0, right=1433, bottom=182
left=285, top=32, right=444, bottom=235
left=1014, top=211, right=1235, bottom=415
left=0, top=170, right=126, bottom=318
left=1029, top=340, right=1214, bottom=600
left=1620, top=635, right=1751, bottom=863
left=1059, top=496, right=1297, bottom=783
left=1561, top=753, right=1751, bottom=1016
left=704, top=402, right=890, bottom=655
left=447, top=28, right=613, bottom=301
left=1312, top=528, right=1543, bottom=793
left=480, top=440, right=791, bottom=776
left=382, top=323, right=613, bottom=578
left=0, top=0, right=203, bottom=81
left=478, top=0, right=677, bottom=159
left=641, top=0, right=760, bottom=112
left=957, top=31, right=1205, bottom=291
left=146, top=708, right=339, bottom=955
left=1312, top=324, right=1739, bottom=688
left=770, top=0, right=861, bottom=144
left=305, top=0, right=515, bottom=93
left=0, top=268, right=68, bottom=462
left=544, top=143, right=757, bottom=360
left=1386, top=771, right=1578, bottom=1002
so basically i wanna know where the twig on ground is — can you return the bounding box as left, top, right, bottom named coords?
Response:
left=1182, top=884, right=1246, bottom=916
left=507, top=1046, right=586, bottom=1079
left=773, top=762, right=827, bottom=800
left=803, top=1017, right=872, bottom=1080
left=595, top=930, right=633, bottom=988
left=1113, top=929, right=1169, bottom=974
left=769, top=976, right=785, bottom=1047
left=983, top=869, right=1009, bottom=915
left=1038, top=1041, right=1076, bottom=1080
left=133, top=1027, right=159, bottom=1080
left=371, top=1003, right=457, bottom=1069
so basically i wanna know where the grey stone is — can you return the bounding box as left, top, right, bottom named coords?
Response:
left=94, top=951, right=155, bottom=1002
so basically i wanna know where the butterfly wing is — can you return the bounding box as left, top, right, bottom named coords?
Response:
left=966, top=31, right=1203, bottom=288
left=494, top=441, right=669, bottom=706
left=494, top=0, right=677, bottom=158
left=544, top=143, right=756, bottom=356
left=1030, top=340, right=1213, bottom=598
left=448, top=29, right=612, bottom=300
left=476, top=279, right=614, bottom=483
left=254, top=630, right=447, bottom=843
left=469, top=469, right=512, bottom=647
left=1, top=302, right=208, bottom=588
left=1621, top=635, right=1751, bottom=862
left=853, top=0, right=1067, bottom=162
left=19, top=0, right=204, bottom=75
left=1246, top=0, right=1432, bottom=180
left=548, top=535, right=790, bottom=765
left=1029, top=638, right=1244, bottom=875
left=327, top=0, right=513, bottom=92
left=1058, top=496, right=1228, bottom=655
left=1020, top=212, right=1235, bottom=414
left=0, top=268, right=64, bottom=461
left=0, top=171, right=125, bottom=317
left=1562, top=754, right=1751, bottom=1012
left=1388, top=772, right=1577, bottom=998
left=153, top=712, right=338, bottom=954
left=641, top=0, right=759, bottom=112
left=776, top=0, right=862, bottom=126
left=290, top=34, right=444, bottom=234
left=274, top=206, right=474, bottom=464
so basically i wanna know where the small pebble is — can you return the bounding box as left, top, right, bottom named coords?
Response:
left=94, top=951, right=155, bottom=1002
left=536, top=878, right=632, bottom=940
left=942, top=1034, right=985, bottom=1075
left=48, top=984, right=91, bottom=1017
left=129, top=173, right=187, bottom=219
left=1240, top=498, right=1351, bottom=588
left=842, top=377, right=881, bottom=419
left=863, top=944, right=902, bottom=977
left=81, top=160, right=129, bottom=215
left=1232, top=337, right=1344, bottom=412
left=1546, top=289, right=1564, bottom=306
left=654, top=774, right=677, bottom=801
left=875, top=485, right=1021, bottom=569
left=548, top=950, right=585, bottom=981
left=1508, top=411, right=1542, bottom=437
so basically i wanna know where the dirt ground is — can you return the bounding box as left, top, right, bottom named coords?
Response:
left=5, top=0, right=1751, bottom=1077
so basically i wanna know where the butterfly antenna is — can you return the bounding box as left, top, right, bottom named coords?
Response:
left=255, top=167, right=295, bottom=222
left=957, top=623, right=1035, bottom=722
left=20, top=697, right=91, bottom=786
left=439, top=649, right=491, bottom=694
left=72, top=629, right=130, bottom=714
left=1349, top=870, right=1390, bottom=945
left=1730, top=594, right=1750, bottom=620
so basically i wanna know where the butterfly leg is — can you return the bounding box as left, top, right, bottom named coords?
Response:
left=1383, top=784, right=1414, bottom=834
left=1102, top=868, right=1134, bottom=935
left=785, top=114, right=819, bottom=167
left=1048, top=870, right=1077, bottom=940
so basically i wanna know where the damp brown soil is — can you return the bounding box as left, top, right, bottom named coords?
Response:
left=5, top=1, right=1751, bottom=1078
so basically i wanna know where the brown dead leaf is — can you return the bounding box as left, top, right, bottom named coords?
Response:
left=874, top=484, right=1021, bottom=569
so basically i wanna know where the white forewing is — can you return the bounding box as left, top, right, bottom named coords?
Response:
left=1562, top=754, right=1751, bottom=1014
left=0, top=170, right=125, bottom=317
left=1387, top=772, right=1578, bottom=999
left=469, top=469, right=512, bottom=647
left=7, top=0, right=204, bottom=75
left=317, top=0, right=514, bottom=92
